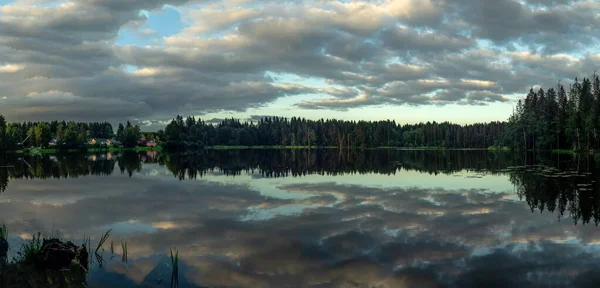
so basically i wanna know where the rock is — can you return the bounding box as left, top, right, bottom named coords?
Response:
left=38, top=238, right=87, bottom=271
left=77, top=244, right=88, bottom=270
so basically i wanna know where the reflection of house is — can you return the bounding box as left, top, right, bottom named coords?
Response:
left=90, top=138, right=111, bottom=145
left=146, top=151, right=158, bottom=158
left=146, top=140, right=158, bottom=147
left=89, top=154, right=108, bottom=161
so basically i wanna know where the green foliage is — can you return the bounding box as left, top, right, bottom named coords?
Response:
left=2, top=233, right=88, bottom=288
left=503, top=74, right=600, bottom=151
left=0, top=120, right=114, bottom=151
left=119, top=121, right=142, bottom=148
left=487, top=146, right=510, bottom=151
left=161, top=115, right=506, bottom=149
left=17, top=233, right=43, bottom=264
left=1, top=223, right=7, bottom=240
left=0, top=115, right=6, bottom=150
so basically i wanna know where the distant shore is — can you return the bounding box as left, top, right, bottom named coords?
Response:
left=3, top=145, right=600, bottom=155
left=10, top=146, right=163, bottom=154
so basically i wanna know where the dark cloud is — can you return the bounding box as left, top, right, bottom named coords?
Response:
left=380, top=26, right=475, bottom=53
left=0, top=0, right=598, bottom=122
left=5, top=163, right=600, bottom=286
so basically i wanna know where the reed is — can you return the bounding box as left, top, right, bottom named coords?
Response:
left=170, top=248, right=179, bottom=288
left=93, top=229, right=112, bottom=267
left=95, top=229, right=111, bottom=255
left=19, top=233, right=42, bottom=264
left=0, top=223, right=7, bottom=240
left=121, top=240, right=128, bottom=263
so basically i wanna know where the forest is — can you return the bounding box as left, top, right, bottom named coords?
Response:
left=0, top=118, right=143, bottom=150
left=0, top=115, right=506, bottom=150
left=502, top=75, right=600, bottom=151
left=159, top=116, right=506, bottom=149
left=1, top=74, right=600, bottom=151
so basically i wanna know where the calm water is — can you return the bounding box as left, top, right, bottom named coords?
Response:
left=2, top=150, right=600, bottom=287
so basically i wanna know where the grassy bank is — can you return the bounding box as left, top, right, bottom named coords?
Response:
left=14, top=146, right=162, bottom=155
left=9, top=146, right=600, bottom=155
left=552, top=149, right=578, bottom=154
left=205, top=145, right=337, bottom=150
left=5, top=146, right=510, bottom=154
left=87, top=146, right=163, bottom=152
left=487, top=146, right=511, bottom=151
left=377, top=146, right=447, bottom=150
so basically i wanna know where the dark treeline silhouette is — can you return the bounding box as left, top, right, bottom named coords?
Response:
left=0, top=151, right=157, bottom=192
left=5, top=150, right=600, bottom=226
left=160, top=116, right=506, bottom=149
left=0, top=149, right=550, bottom=192
left=509, top=156, right=600, bottom=225
left=0, top=114, right=507, bottom=150
left=162, top=149, right=523, bottom=180
left=502, top=75, right=600, bottom=151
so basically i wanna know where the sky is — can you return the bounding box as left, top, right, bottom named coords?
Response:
left=0, top=0, right=599, bottom=131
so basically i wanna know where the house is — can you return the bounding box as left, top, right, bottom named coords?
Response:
left=146, top=140, right=158, bottom=147
left=90, top=138, right=111, bottom=146
left=138, top=137, right=147, bottom=145
left=49, top=139, right=57, bottom=146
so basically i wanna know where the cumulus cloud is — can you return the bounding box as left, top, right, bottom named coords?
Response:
left=0, top=0, right=598, bottom=124
left=4, top=166, right=600, bottom=287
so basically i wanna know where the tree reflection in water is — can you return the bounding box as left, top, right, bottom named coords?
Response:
left=3, top=150, right=600, bottom=286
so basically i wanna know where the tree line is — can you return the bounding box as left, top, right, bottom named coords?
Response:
left=502, top=75, right=600, bottom=151
left=0, top=149, right=532, bottom=193
left=0, top=114, right=508, bottom=151
left=0, top=116, right=142, bottom=149
left=4, top=74, right=600, bottom=152
left=159, top=115, right=506, bottom=149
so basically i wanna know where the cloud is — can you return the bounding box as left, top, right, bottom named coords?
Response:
left=0, top=63, right=24, bottom=73
left=380, top=26, right=475, bottom=53
left=5, top=158, right=600, bottom=287
left=0, top=0, right=598, bottom=123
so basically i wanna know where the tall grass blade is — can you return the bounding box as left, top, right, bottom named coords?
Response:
left=94, top=229, right=112, bottom=267
left=121, top=240, right=128, bottom=264
left=20, top=232, right=42, bottom=264
left=95, top=229, right=111, bottom=254
left=170, top=248, right=179, bottom=288
left=0, top=223, right=7, bottom=240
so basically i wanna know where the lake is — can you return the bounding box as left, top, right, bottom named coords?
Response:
left=2, top=149, right=600, bottom=287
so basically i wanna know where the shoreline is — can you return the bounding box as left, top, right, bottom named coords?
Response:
left=1, top=146, right=598, bottom=155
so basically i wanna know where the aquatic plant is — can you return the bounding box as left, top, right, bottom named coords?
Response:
left=17, top=233, right=42, bottom=264
left=170, top=248, right=179, bottom=288
left=94, top=229, right=112, bottom=267
left=3, top=235, right=88, bottom=288
left=82, top=235, right=92, bottom=265
left=0, top=223, right=7, bottom=240
left=121, top=240, right=128, bottom=263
